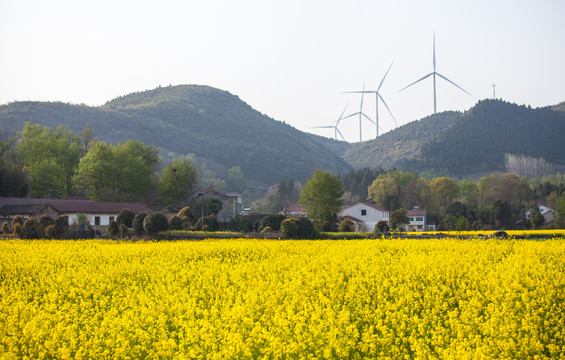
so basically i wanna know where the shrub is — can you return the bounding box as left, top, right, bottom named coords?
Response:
left=195, top=215, right=219, bottom=232
left=143, top=213, right=169, bottom=236
left=280, top=218, right=299, bottom=238
left=261, top=226, right=273, bottom=233
left=13, top=223, right=23, bottom=238
left=22, top=217, right=43, bottom=239
left=119, top=224, right=129, bottom=238
left=1, top=221, right=9, bottom=235
left=320, top=221, right=334, bottom=232
left=280, top=217, right=314, bottom=239
left=338, top=218, right=355, bottom=232
left=12, top=215, right=23, bottom=228
left=45, top=225, right=57, bottom=239
left=39, top=214, right=55, bottom=231
left=258, top=214, right=286, bottom=231
left=177, top=207, right=196, bottom=225
left=55, top=216, right=70, bottom=238
left=374, top=220, right=390, bottom=234
left=229, top=215, right=253, bottom=232
left=133, top=212, right=148, bottom=235
left=116, top=208, right=135, bottom=228
left=108, top=220, right=120, bottom=237
left=169, top=215, right=184, bottom=230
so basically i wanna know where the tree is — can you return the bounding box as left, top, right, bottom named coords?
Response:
left=299, top=169, right=344, bottom=222
left=227, top=166, right=246, bottom=193
left=133, top=212, right=148, bottom=235
left=17, top=123, right=82, bottom=197
left=367, top=177, right=399, bottom=210
left=375, top=220, right=390, bottom=234
left=492, top=200, right=512, bottom=229
left=430, top=177, right=458, bottom=212
left=390, top=208, right=409, bottom=231
left=528, top=206, right=545, bottom=229
left=159, top=158, right=199, bottom=204
left=73, top=140, right=159, bottom=201
left=455, top=216, right=469, bottom=231
left=556, top=191, right=565, bottom=228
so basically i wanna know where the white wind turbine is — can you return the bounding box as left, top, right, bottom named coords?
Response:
left=309, top=104, right=353, bottom=141
left=399, top=32, right=470, bottom=114
left=342, top=83, right=375, bottom=142
left=343, top=63, right=397, bottom=138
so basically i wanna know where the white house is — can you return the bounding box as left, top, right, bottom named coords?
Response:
left=526, top=204, right=555, bottom=225
left=406, top=206, right=428, bottom=232
left=339, top=202, right=389, bottom=232
left=0, top=197, right=152, bottom=229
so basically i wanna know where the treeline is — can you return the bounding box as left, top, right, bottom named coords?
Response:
left=339, top=168, right=565, bottom=230
left=0, top=123, right=239, bottom=208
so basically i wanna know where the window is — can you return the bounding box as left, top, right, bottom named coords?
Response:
left=416, top=217, right=424, bottom=222
left=109, top=216, right=114, bottom=222
left=409, top=217, right=414, bottom=222
left=418, top=225, right=423, bottom=230
left=361, top=209, right=367, bottom=216
left=95, top=216, right=100, bottom=226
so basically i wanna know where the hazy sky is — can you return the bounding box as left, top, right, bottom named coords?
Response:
left=1, top=0, right=564, bottom=142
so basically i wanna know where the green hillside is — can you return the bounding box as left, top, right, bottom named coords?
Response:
left=0, top=85, right=352, bottom=186
left=311, top=99, right=565, bottom=177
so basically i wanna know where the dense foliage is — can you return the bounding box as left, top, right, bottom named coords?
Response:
left=0, top=85, right=351, bottom=187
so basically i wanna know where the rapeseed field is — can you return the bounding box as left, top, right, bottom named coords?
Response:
left=1, top=238, right=564, bottom=359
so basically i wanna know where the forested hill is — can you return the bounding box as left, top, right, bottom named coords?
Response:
left=0, top=85, right=352, bottom=186
left=309, top=99, right=565, bottom=177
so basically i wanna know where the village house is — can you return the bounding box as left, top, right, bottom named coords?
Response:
left=0, top=197, right=152, bottom=230
left=193, top=189, right=242, bottom=222
left=526, top=204, right=555, bottom=226
left=339, top=202, right=390, bottom=232
left=406, top=206, right=431, bottom=232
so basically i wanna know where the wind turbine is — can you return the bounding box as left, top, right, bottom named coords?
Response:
left=342, top=83, right=375, bottom=142
left=343, top=63, right=397, bottom=138
left=399, top=32, right=470, bottom=114
left=309, top=105, right=352, bottom=141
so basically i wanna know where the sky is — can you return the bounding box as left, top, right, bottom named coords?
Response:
left=1, top=0, right=564, bottom=142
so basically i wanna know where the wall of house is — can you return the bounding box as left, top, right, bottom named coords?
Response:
left=339, top=203, right=389, bottom=232
left=66, top=213, right=117, bottom=227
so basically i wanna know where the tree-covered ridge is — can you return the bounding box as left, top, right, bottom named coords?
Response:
left=338, top=111, right=461, bottom=170
left=420, top=100, right=565, bottom=174
left=0, top=85, right=352, bottom=186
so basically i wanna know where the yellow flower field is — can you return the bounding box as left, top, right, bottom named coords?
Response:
left=1, top=238, right=564, bottom=359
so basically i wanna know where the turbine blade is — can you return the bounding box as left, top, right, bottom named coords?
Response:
left=342, top=90, right=376, bottom=94
left=378, top=93, right=397, bottom=127
left=433, top=32, right=436, bottom=72
left=336, top=127, right=346, bottom=141
left=309, top=125, right=334, bottom=129
left=338, top=112, right=358, bottom=122
left=436, top=73, right=471, bottom=95
left=398, top=73, right=433, bottom=92
left=377, top=62, right=394, bottom=92
left=360, top=83, right=365, bottom=111
left=362, top=112, right=375, bottom=125
left=338, top=104, right=349, bottom=122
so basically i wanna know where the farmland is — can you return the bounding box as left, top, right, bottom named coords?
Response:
left=1, top=238, right=564, bottom=359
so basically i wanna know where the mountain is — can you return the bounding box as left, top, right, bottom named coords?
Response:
left=310, top=99, right=565, bottom=176
left=0, top=85, right=352, bottom=186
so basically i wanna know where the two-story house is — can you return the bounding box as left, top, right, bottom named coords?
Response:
left=339, top=202, right=390, bottom=232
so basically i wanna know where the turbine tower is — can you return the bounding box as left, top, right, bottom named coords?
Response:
left=399, top=32, right=470, bottom=114
left=342, top=83, right=375, bottom=142
left=309, top=105, right=352, bottom=141
left=343, top=63, right=397, bottom=138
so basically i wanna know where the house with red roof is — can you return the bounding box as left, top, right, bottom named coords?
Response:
left=0, top=197, right=152, bottom=229
left=406, top=206, right=430, bottom=232
left=339, top=202, right=390, bottom=232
